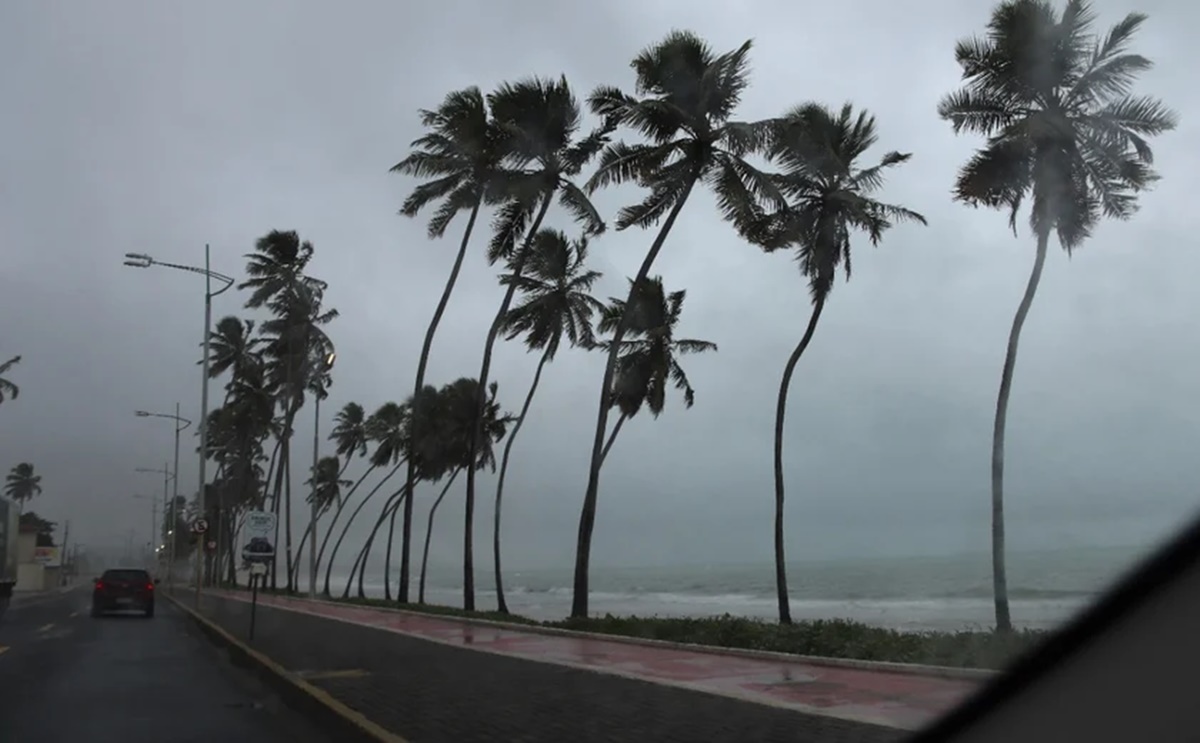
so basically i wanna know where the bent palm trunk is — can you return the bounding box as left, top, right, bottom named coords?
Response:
left=348, top=486, right=408, bottom=598
left=321, top=459, right=405, bottom=595
left=314, top=463, right=379, bottom=583
left=493, top=350, right=551, bottom=613
left=420, top=470, right=462, bottom=604
left=772, top=296, right=826, bottom=625
left=600, top=413, right=627, bottom=466
left=571, top=178, right=697, bottom=618
left=465, top=194, right=553, bottom=611
left=990, top=229, right=1049, bottom=634
left=400, top=198, right=483, bottom=604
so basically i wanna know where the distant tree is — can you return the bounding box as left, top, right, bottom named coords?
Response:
left=19, top=511, right=55, bottom=546
left=5, top=462, right=42, bottom=512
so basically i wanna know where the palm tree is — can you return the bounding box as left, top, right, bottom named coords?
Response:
left=4, top=463, right=42, bottom=512
left=321, top=401, right=408, bottom=597
left=0, top=355, right=20, bottom=405
left=461, top=76, right=608, bottom=611
left=420, top=378, right=510, bottom=604
left=291, top=455, right=350, bottom=579
left=491, top=229, right=605, bottom=612
left=571, top=31, right=777, bottom=618
left=202, top=317, right=263, bottom=395
left=329, top=402, right=369, bottom=481
left=938, top=0, right=1176, bottom=632
left=391, top=87, right=509, bottom=604
left=595, top=277, right=717, bottom=463
left=745, top=102, right=926, bottom=623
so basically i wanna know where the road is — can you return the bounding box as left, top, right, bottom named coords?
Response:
left=0, top=586, right=332, bottom=742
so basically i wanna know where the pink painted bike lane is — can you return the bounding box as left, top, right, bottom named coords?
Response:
left=210, top=589, right=984, bottom=731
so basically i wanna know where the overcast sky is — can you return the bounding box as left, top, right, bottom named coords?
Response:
left=2, top=0, right=1197, bottom=576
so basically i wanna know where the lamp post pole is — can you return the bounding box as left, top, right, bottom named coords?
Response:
left=310, top=352, right=336, bottom=598
left=124, top=246, right=234, bottom=610
left=135, top=409, right=191, bottom=590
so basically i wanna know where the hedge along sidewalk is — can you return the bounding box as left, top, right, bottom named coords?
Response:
left=208, top=589, right=981, bottom=731
left=224, top=586, right=1003, bottom=680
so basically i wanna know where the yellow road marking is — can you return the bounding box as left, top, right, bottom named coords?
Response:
left=37, top=623, right=54, bottom=633
left=298, top=669, right=371, bottom=681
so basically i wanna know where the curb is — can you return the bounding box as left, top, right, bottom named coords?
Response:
left=166, top=594, right=409, bottom=743
left=217, top=589, right=996, bottom=682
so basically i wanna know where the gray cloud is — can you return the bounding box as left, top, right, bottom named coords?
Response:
left=2, top=0, right=1197, bottom=576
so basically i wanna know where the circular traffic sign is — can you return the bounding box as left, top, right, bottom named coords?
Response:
left=192, top=518, right=209, bottom=534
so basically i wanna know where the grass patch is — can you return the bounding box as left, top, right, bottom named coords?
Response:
left=550, top=614, right=1045, bottom=670
left=222, top=582, right=1044, bottom=670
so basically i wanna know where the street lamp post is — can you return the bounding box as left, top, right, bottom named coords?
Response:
left=124, top=245, right=235, bottom=610
left=135, top=465, right=171, bottom=573
left=132, top=494, right=159, bottom=570
left=135, top=408, right=192, bottom=589
left=310, top=352, right=336, bottom=598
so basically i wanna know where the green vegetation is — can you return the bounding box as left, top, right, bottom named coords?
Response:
left=5, top=462, right=42, bottom=511
left=231, top=582, right=1043, bottom=670
left=0, top=355, right=20, bottom=405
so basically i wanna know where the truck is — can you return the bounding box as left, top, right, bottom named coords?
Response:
left=0, top=496, right=18, bottom=619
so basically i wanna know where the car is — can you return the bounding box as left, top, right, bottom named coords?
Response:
left=92, top=568, right=155, bottom=617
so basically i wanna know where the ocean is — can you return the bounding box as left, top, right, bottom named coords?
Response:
left=335, top=543, right=1156, bottom=632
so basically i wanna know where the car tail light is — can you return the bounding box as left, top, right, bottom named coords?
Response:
left=145, top=582, right=155, bottom=591
left=94, top=581, right=104, bottom=591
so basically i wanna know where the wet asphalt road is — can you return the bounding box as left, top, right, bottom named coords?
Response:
left=0, top=587, right=332, bottom=743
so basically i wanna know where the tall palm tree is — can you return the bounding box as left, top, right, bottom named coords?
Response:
left=745, top=102, right=926, bottom=623
left=461, top=76, right=608, bottom=611
left=0, top=355, right=21, bottom=405
left=420, top=378, right=510, bottom=604
left=571, top=31, right=777, bottom=618
left=291, top=455, right=350, bottom=579
left=202, top=317, right=263, bottom=395
left=4, top=462, right=42, bottom=512
left=595, top=277, right=717, bottom=463
left=329, top=402, right=369, bottom=481
left=391, top=87, right=509, bottom=604
left=256, top=247, right=337, bottom=592
left=321, top=401, right=408, bottom=596
left=938, top=0, right=1176, bottom=632
left=490, top=229, right=605, bottom=612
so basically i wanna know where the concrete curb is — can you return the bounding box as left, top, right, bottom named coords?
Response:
left=219, top=590, right=996, bottom=682
left=166, top=594, right=409, bottom=743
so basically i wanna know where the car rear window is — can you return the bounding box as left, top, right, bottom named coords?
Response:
left=101, top=569, right=150, bottom=583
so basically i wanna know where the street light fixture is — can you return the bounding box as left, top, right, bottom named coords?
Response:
left=131, top=494, right=159, bottom=569
left=135, top=406, right=191, bottom=589
left=123, top=245, right=235, bottom=609
left=309, top=351, right=337, bottom=598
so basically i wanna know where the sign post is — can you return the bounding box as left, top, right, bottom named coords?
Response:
left=240, top=511, right=277, bottom=643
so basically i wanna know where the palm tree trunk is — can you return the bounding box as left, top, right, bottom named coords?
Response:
left=991, top=229, right=1049, bottom=634
left=315, top=463, right=378, bottom=581
left=421, top=470, right=462, bottom=604
left=464, top=194, right=554, bottom=611
left=600, top=413, right=628, bottom=466
left=283, top=436, right=295, bottom=592
left=492, top=349, right=552, bottom=614
left=772, top=296, right=826, bottom=625
left=400, top=196, right=483, bottom=604
left=322, top=459, right=405, bottom=595
left=571, top=176, right=698, bottom=618
left=384, top=493, right=401, bottom=600
left=290, top=520, right=315, bottom=579
left=268, top=449, right=286, bottom=591
left=348, top=485, right=408, bottom=598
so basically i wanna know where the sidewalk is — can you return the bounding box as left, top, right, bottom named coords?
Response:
left=207, top=589, right=980, bottom=733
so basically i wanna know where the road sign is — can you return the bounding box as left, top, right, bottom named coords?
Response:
left=192, top=519, right=208, bottom=534
left=240, top=511, right=277, bottom=564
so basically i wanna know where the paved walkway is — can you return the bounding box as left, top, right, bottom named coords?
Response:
left=209, top=589, right=980, bottom=732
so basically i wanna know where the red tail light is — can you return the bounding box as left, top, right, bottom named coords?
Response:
left=94, top=581, right=104, bottom=590
left=145, top=582, right=155, bottom=591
